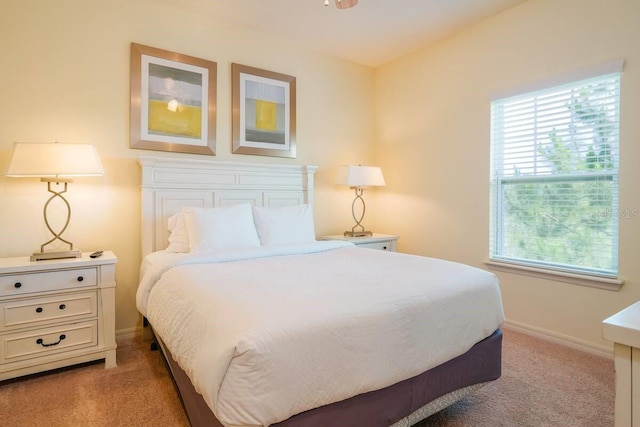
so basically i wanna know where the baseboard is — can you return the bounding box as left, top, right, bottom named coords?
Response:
left=503, top=319, right=613, bottom=360
left=116, top=326, right=142, bottom=341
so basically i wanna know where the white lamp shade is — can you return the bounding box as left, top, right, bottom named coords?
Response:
left=335, top=165, right=385, bottom=188
left=5, top=142, right=104, bottom=178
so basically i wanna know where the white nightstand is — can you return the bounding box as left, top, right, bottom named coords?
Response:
left=0, top=251, right=117, bottom=381
left=323, top=233, right=398, bottom=252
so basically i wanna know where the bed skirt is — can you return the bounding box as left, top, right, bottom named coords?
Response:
left=155, top=329, right=502, bottom=427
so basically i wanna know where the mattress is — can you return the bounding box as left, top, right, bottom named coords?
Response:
left=137, top=241, right=504, bottom=427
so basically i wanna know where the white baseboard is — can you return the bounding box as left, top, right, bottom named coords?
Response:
left=116, top=326, right=142, bottom=340
left=503, top=319, right=613, bottom=360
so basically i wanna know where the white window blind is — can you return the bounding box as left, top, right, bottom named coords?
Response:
left=490, top=70, right=621, bottom=277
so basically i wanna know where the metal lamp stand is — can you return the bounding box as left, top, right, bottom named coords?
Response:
left=344, top=187, right=372, bottom=237
left=31, top=178, right=82, bottom=261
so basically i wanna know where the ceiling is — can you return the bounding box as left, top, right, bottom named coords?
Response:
left=152, top=0, right=527, bottom=68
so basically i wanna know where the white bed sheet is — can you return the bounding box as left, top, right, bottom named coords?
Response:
left=137, top=242, right=504, bottom=427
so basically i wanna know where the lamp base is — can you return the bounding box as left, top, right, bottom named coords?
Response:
left=344, top=230, right=373, bottom=237
left=31, top=249, right=82, bottom=262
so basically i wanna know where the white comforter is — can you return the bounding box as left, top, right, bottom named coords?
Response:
left=137, top=241, right=504, bottom=427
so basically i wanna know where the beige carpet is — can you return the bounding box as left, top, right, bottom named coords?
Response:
left=0, top=329, right=614, bottom=426
left=0, top=338, right=189, bottom=427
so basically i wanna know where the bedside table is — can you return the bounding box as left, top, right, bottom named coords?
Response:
left=323, top=233, right=398, bottom=252
left=0, top=251, right=117, bottom=381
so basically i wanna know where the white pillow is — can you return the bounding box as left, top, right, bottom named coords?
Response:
left=252, top=204, right=316, bottom=246
left=183, top=204, right=261, bottom=252
left=166, top=211, right=190, bottom=253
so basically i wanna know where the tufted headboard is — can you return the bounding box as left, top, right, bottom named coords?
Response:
left=138, top=155, right=318, bottom=257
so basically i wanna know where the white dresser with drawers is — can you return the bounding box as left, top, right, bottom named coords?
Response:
left=0, top=251, right=117, bottom=380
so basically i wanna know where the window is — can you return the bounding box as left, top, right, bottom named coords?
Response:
left=490, top=65, right=622, bottom=279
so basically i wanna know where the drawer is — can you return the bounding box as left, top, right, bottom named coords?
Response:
left=0, top=268, right=97, bottom=297
left=0, top=292, right=97, bottom=330
left=357, top=241, right=393, bottom=251
left=1, top=321, right=97, bottom=363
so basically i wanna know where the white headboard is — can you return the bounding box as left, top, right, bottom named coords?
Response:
left=138, top=156, right=318, bottom=257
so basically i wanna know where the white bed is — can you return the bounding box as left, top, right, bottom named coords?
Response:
left=136, top=156, right=504, bottom=427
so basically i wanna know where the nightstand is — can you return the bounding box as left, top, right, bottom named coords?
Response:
left=323, top=233, right=398, bottom=252
left=0, top=251, right=117, bottom=381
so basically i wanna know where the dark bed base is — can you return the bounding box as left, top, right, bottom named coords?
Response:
left=154, top=329, right=502, bottom=427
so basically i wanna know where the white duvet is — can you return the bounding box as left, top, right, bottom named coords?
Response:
left=137, top=241, right=504, bottom=427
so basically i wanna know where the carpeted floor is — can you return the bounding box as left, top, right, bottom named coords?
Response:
left=0, top=337, right=189, bottom=427
left=0, top=329, right=614, bottom=426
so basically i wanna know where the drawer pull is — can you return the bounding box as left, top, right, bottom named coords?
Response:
left=36, top=334, right=66, bottom=347
left=77, top=276, right=84, bottom=282
left=383, top=246, right=388, bottom=250
left=36, top=307, right=43, bottom=313
left=14, top=282, right=22, bottom=288
left=59, top=304, right=66, bottom=310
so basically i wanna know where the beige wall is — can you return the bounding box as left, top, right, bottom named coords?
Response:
left=3, top=0, right=637, bottom=351
left=374, top=0, right=640, bottom=352
left=0, top=0, right=376, bottom=333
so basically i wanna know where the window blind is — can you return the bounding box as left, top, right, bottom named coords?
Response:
left=490, top=71, right=621, bottom=277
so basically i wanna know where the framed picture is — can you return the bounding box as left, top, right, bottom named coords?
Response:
left=232, top=63, right=296, bottom=158
left=130, top=43, right=217, bottom=155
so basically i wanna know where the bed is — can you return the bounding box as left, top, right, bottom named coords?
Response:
left=136, top=155, right=504, bottom=427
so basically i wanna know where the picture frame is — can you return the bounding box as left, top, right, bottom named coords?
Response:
left=130, top=43, right=217, bottom=155
left=232, top=63, right=296, bottom=158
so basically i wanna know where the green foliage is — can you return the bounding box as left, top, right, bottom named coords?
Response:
left=502, top=179, right=614, bottom=270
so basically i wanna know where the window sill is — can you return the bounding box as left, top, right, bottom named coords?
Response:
left=484, top=259, right=623, bottom=291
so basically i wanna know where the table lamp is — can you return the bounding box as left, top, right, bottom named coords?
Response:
left=336, top=165, right=385, bottom=237
left=5, top=142, right=104, bottom=261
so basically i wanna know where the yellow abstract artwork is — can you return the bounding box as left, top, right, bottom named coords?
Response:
left=255, top=100, right=277, bottom=131
left=148, top=100, right=202, bottom=139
